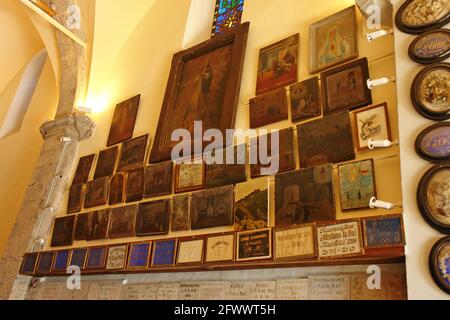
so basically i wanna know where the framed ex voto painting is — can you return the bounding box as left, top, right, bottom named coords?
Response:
left=150, top=22, right=250, bottom=163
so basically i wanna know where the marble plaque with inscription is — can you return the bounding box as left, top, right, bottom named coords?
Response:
left=178, top=282, right=201, bottom=300
left=247, top=281, right=277, bottom=300
left=199, top=282, right=225, bottom=300
left=276, top=279, right=309, bottom=300
left=350, top=272, right=407, bottom=300
left=317, top=220, right=363, bottom=259
left=223, top=282, right=251, bottom=300
left=87, top=282, right=123, bottom=300
left=274, top=224, right=316, bottom=260
left=26, top=282, right=65, bottom=300
left=308, top=275, right=351, bottom=300
left=120, top=284, right=158, bottom=300
left=156, top=283, right=180, bottom=300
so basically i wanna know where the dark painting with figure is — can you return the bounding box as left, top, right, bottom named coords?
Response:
left=108, top=205, right=137, bottom=239
left=191, top=185, right=234, bottom=230
left=205, top=145, right=247, bottom=188
left=125, top=167, right=144, bottom=203
left=107, top=95, right=140, bottom=147
left=94, top=146, right=119, bottom=179
left=150, top=23, right=249, bottom=162
left=250, top=127, right=296, bottom=178
left=171, top=194, right=190, bottom=232
left=117, top=134, right=148, bottom=172
left=290, top=76, right=321, bottom=122
left=144, top=161, right=173, bottom=198
left=85, top=209, right=110, bottom=241
left=72, top=154, right=95, bottom=185
left=109, top=173, right=125, bottom=205
left=249, top=87, right=288, bottom=128
left=275, top=164, right=336, bottom=227
left=67, top=183, right=84, bottom=214
left=84, top=177, right=110, bottom=208
left=51, top=216, right=75, bottom=247
left=297, top=111, right=355, bottom=168
left=136, top=199, right=170, bottom=236
left=74, top=213, right=88, bottom=241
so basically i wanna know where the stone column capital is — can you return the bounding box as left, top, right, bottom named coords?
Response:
left=40, top=113, right=95, bottom=142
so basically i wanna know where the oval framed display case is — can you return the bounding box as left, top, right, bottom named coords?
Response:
left=415, top=122, right=450, bottom=163
left=410, top=63, right=450, bottom=121
left=408, top=29, right=450, bottom=64
left=417, top=164, right=450, bottom=234
left=396, top=0, right=450, bottom=35
left=429, top=236, right=450, bottom=294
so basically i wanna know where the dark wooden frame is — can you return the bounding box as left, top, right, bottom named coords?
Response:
left=174, top=161, right=206, bottom=194
left=236, top=228, right=273, bottom=262
left=362, top=214, right=406, bottom=249
left=149, top=22, right=250, bottom=163
left=117, top=134, right=149, bottom=172
left=20, top=253, right=39, bottom=276
left=396, top=0, right=450, bottom=35
left=85, top=245, right=108, bottom=270
left=408, top=29, right=450, bottom=64
left=126, top=241, right=152, bottom=270
left=68, top=248, right=88, bottom=270
left=35, top=251, right=54, bottom=275
left=150, top=239, right=178, bottom=268
left=417, top=164, right=450, bottom=234
left=50, top=215, right=76, bottom=247
left=204, top=232, right=236, bottom=264
left=51, top=250, right=70, bottom=273
left=136, top=199, right=171, bottom=236
left=105, top=243, right=129, bottom=271
left=411, top=62, right=450, bottom=121
left=143, top=161, right=173, bottom=198
left=321, top=57, right=372, bottom=115
left=107, top=95, right=141, bottom=147
left=352, top=103, right=392, bottom=151
left=415, top=122, right=450, bottom=163
left=273, top=223, right=318, bottom=261
left=429, top=236, right=450, bottom=294
left=176, top=236, right=206, bottom=266
left=84, top=177, right=110, bottom=209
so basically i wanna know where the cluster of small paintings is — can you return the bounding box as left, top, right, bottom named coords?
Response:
left=26, top=214, right=406, bottom=276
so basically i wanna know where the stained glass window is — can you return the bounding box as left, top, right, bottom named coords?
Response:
left=211, top=0, right=244, bottom=36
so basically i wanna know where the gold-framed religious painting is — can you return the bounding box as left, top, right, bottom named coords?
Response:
left=50, top=216, right=76, bottom=247
left=273, top=223, right=317, bottom=261
left=74, top=213, right=88, bottom=241
left=353, top=103, right=392, bottom=150
left=149, top=23, right=250, bottom=163
left=72, top=154, right=95, bottom=185
left=117, top=134, right=149, bottom=172
left=171, top=194, right=191, bottom=232
left=109, top=173, right=125, bottom=205
left=290, top=76, right=322, bottom=122
left=256, top=34, right=299, bottom=96
left=174, top=161, right=206, bottom=193
left=108, top=205, right=137, bottom=239
left=84, top=177, right=110, bottom=209
left=67, top=183, right=84, bottom=214
left=136, top=199, right=170, bottom=236
left=205, top=232, right=235, bottom=263
left=125, top=167, right=144, bottom=203
left=86, top=209, right=110, bottom=241
left=94, top=146, right=119, bottom=180
left=143, top=161, right=173, bottom=198
left=309, top=5, right=358, bottom=74
left=107, top=95, right=141, bottom=147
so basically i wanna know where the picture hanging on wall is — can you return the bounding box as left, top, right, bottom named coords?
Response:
left=151, top=239, right=177, bottom=267
left=150, top=23, right=250, bottom=163
left=74, top=213, right=88, bottom=241
left=20, top=253, right=38, bottom=275
left=362, top=215, right=406, bottom=249
left=273, top=224, right=317, bottom=261
left=127, top=241, right=152, bottom=269
left=321, top=57, right=372, bottom=115
left=106, top=244, right=128, bottom=270
left=190, top=185, right=234, bottom=230
left=125, top=167, right=144, bottom=203
left=353, top=103, right=392, bottom=151
left=67, top=183, right=84, bottom=214
left=309, top=5, right=357, bottom=74
left=143, top=161, right=173, bottom=198
left=234, top=188, right=268, bottom=231
left=275, top=164, right=335, bottom=227
left=86, top=209, right=110, bottom=241
left=84, top=177, right=110, bottom=209
left=69, top=248, right=88, bottom=270
left=109, top=173, right=125, bottom=205
left=205, top=233, right=235, bottom=263
left=116, top=135, right=148, bottom=174
left=395, top=0, right=450, bottom=35
left=85, top=246, right=108, bottom=270
left=94, top=146, right=119, bottom=180
left=51, top=216, right=76, bottom=247
left=256, top=33, right=299, bottom=96
left=297, top=111, right=355, bottom=168
left=411, top=63, right=450, bottom=121
left=408, top=29, right=450, bottom=64
left=72, top=154, right=95, bottom=185
left=205, top=145, right=247, bottom=189
left=249, top=87, right=288, bottom=128
left=52, top=250, right=70, bottom=273
left=415, top=122, right=450, bottom=163
left=176, top=237, right=205, bottom=265
left=236, top=228, right=272, bottom=261
left=174, top=161, right=205, bottom=193
left=107, top=95, right=141, bottom=147
left=290, top=76, right=321, bottom=122
left=338, top=159, right=376, bottom=211
left=428, top=236, right=450, bottom=294
left=417, top=164, right=450, bottom=234
left=136, top=199, right=170, bottom=236
left=36, top=252, right=54, bottom=274
left=171, top=194, right=191, bottom=232
left=108, top=205, right=137, bottom=239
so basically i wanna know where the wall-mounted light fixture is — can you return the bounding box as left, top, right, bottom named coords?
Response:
left=369, top=196, right=394, bottom=210
left=367, top=77, right=396, bottom=89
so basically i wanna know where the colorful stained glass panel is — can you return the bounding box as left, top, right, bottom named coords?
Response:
left=211, top=0, right=244, bottom=36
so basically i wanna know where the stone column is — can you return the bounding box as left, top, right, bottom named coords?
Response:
left=0, top=113, right=95, bottom=300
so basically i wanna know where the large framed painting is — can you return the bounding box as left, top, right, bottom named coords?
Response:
left=72, top=154, right=95, bottom=185
left=250, top=127, right=296, bottom=178
left=127, top=241, right=152, bottom=270
left=205, top=145, right=247, bottom=188
left=321, top=57, right=372, bottom=114
left=174, top=161, right=205, bottom=193
left=176, top=237, right=205, bottom=265
left=273, top=224, right=317, bottom=261
left=151, top=239, right=178, bottom=267
left=171, top=194, right=191, bottom=232
left=191, top=185, right=234, bottom=230
left=297, top=111, right=355, bottom=168
left=136, top=199, right=170, bottom=236
left=290, top=76, right=321, bottom=122
left=84, top=177, right=110, bottom=209
left=108, top=205, right=137, bottom=239
left=125, top=167, right=144, bottom=203
left=143, top=161, right=173, bottom=198
left=67, top=183, right=84, bottom=214
left=117, top=134, right=149, bottom=172
left=149, top=22, right=250, bottom=163
left=109, top=173, right=125, bottom=205
left=353, top=103, right=392, bottom=150
left=107, top=95, right=141, bottom=147
left=256, top=34, right=299, bottom=96
left=106, top=244, right=128, bottom=270
left=205, top=233, right=235, bottom=263
left=415, top=122, right=450, bottom=163
left=94, top=146, right=119, bottom=179
left=338, top=159, right=376, bottom=211
left=362, top=215, right=406, bottom=249
left=234, top=188, right=269, bottom=231
left=51, top=216, right=75, bottom=247
left=309, top=6, right=357, bottom=74
left=249, top=87, right=288, bottom=128
left=408, top=29, right=450, bottom=64
left=411, top=63, right=450, bottom=121
left=86, top=209, right=110, bottom=241
left=417, top=164, right=450, bottom=234
left=275, top=164, right=335, bottom=227
left=429, top=236, right=450, bottom=294
left=317, top=220, right=364, bottom=259
left=236, top=228, right=272, bottom=262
